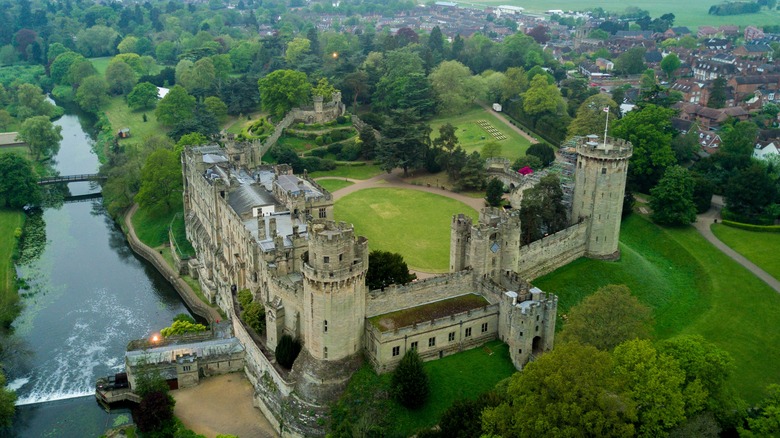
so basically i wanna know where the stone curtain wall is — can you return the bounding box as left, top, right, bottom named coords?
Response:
left=366, top=271, right=475, bottom=317
left=515, top=222, right=589, bottom=280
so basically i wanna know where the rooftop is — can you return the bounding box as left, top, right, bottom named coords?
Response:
left=369, top=293, right=489, bottom=332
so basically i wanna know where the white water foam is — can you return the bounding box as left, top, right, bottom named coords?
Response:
left=7, top=377, right=30, bottom=392
left=15, top=389, right=93, bottom=406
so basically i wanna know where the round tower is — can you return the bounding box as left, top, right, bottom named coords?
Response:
left=571, top=135, right=632, bottom=258
left=302, top=221, right=368, bottom=361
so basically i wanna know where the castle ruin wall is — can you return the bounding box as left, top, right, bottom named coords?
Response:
left=366, top=271, right=476, bottom=317
left=515, top=221, right=589, bottom=280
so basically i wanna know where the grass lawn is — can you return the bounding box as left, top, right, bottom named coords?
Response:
left=225, top=111, right=266, bottom=135
left=335, top=339, right=515, bottom=437
left=334, top=188, right=478, bottom=272
left=430, top=105, right=531, bottom=161
left=0, top=209, right=24, bottom=327
left=131, top=203, right=182, bottom=248
left=534, top=214, right=780, bottom=403
left=314, top=178, right=354, bottom=193
left=310, top=163, right=384, bottom=180
left=104, top=96, right=168, bottom=149
left=275, top=135, right=317, bottom=153
left=465, top=0, right=780, bottom=29
left=712, top=224, right=780, bottom=281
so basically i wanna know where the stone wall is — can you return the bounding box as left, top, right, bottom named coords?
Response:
left=515, top=222, right=589, bottom=280
left=366, top=271, right=475, bottom=317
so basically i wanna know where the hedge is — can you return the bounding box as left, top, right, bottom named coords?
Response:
left=721, top=219, right=780, bottom=233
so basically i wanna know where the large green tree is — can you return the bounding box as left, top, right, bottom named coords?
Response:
left=482, top=342, right=636, bottom=437
left=366, top=250, right=416, bottom=289
left=391, top=349, right=429, bottom=409
left=155, top=85, right=195, bottom=127
left=127, top=82, right=159, bottom=110
left=519, top=174, right=568, bottom=245
left=660, top=53, right=681, bottom=80
left=135, top=149, right=183, bottom=211
left=429, top=60, right=484, bottom=115
left=257, top=69, right=311, bottom=120
left=724, top=163, right=777, bottom=223
left=18, top=115, right=63, bottom=161
left=612, top=104, right=677, bottom=192
left=567, top=94, right=619, bottom=138
left=105, top=59, right=137, bottom=95
left=377, top=110, right=431, bottom=176
left=0, top=153, right=40, bottom=209
left=650, top=165, right=697, bottom=225
left=523, top=74, right=563, bottom=117
left=560, top=284, right=653, bottom=351
left=75, top=75, right=109, bottom=113
left=0, top=369, right=16, bottom=428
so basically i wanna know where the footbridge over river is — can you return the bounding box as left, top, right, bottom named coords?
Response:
left=38, top=173, right=107, bottom=185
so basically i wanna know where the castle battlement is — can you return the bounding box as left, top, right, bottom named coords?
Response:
left=575, top=135, right=633, bottom=159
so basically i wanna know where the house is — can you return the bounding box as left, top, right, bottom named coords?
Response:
left=719, top=25, right=740, bottom=37
left=671, top=80, right=708, bottom=105
left=754, top=141, right=780, bottom=159
left=595, top=57, right=614, bottom=71
left=614, top=30, right=653, bottom=40
left=676, top=103, right=749, bottom=129
left=664, top=26, right=691, bottom=38
left=704, top=38, right=730, bottom=51
left=733, top=44, right=772, bottom=59
left=644, top=50, right=663, bottom=65
left=728, top=75, right=780, bottom=101
left=745, top=26, right=765, bottom=42
left=0, top=132, right=24, bottom=147
left=693, top=60, right=736, bottom=81
left=698, top=26, right=719, bottom=39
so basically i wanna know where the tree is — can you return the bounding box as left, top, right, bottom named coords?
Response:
left=526, top=25, right=550, bottom=44
left=68, top=57, right=99, bottom=88
left=0, top=110, right=13, bottom=131
left=519, top=174, right=568, bottom=244
left=741, top=384, right=780, bottom=437
left=671, top=125, right=699, bottom=164
left=0, top=153, right=40, bottom=209
left=660, top=52, right=681, bottom=80
left=650, top=166, right=697, bottom=225
left=512, top=154, right=543, bottom=171
left=526, top=143, right=556, bottom=167
left=391, top=349, right=429, bottom=409
left=708, top=77, right=727, bottom=109
left=611, top=104, right=677, bottom=192
left=482, top=342, right=636, bottom=437
left=75, top=75, right=109, bottom=113
left=692, top=173, right=715, bottom=214
left=105, top=60, right=137, bottom=95
left=486, top=178, right=504, bottom=207
left=429, top=60, right=484, bottom=115
left=568, top=94, right=619, bottom=138
left=481, top=141, right=502, bottom=159
left=18, top=115, right=63, bottom=161
left=720, top=121, right=759, bottom=167
left=523, top=74, right=563, bottom=117
left=500, top=67, right=528, bottom=102
left=155, top=85, right=195, bottom=127
left=724, top=163, right=777, bottom=223
left=14, top=83, right=56, bottom=118
left=257, top=69, right=311, bottom=120
left=377, top=110, right=431, bottom=176
left=458, top=151, right=486, bottom=191
left=127, top=82, right=159, bottom=110
left=615, top=46, right=647, bottom=75
left=160, top=319, right=207, bottom=337
left=135, top=149, right=183, bottom=211
left=613, top=340, right=687, bottom=437
left=135, top=390, right=176, bottom=434
left=366, top=250, right=416, bottom=289
left=312, top=77, right=337, bottom=98
left=285, top=37, right=311, bottom=65
left=0, top=369, right=16, bottom=428
left=560, top=284, right=653, bottom=350
left=203, top=96, right=228, bottom=123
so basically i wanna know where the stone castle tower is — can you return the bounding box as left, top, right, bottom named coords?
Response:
left=302, top=221, right=368, bottom=361
left=571, top=135, right=633, bottom=259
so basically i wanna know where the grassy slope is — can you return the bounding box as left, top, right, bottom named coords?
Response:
left=104, top=96, right=168, bottom=149
left=314, top=179, right=354, bottom=192
left=712, top=224, right=780, bottom=280
left=131, top=202, right=183, bottom=248
left=0, top=210, right=24, bottom=327
left=534, top=215, right=780, bottom=403
left=467, top=0, right=780, bottom=29
left=334, top=188, right=478, bottom=272
left=430, top=105, right=531, bottom=161
left=387, top=340, right=515, bottom=436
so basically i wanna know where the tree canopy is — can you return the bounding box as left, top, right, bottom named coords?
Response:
left=155, top=85, right=195, bottom=127
left=0, top=153, right=40, bottom=209
left=18, top=115, right=63, bottom=161
left=258, top=69, right=311, bottom=120
left=650, top=165, right=697, bottom=225
left=391, top=349, right=429, bottom=409
left=135, top=149, right=183, bottom=211
left=366, top=250, right=416, bottom=290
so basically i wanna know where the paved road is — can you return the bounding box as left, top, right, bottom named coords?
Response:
left=694, top=195, right=780, bottom=294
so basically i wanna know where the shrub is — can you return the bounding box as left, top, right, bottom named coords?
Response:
left=275, top=334, right=302, bottom=369
left=310, top=148, right=328, bottom=158
left=327, top=143, right=343, bottom=155
left=526, top=143, right=556, bottom=167
left=160, top=320, right=208, bottom=337
left=173, top=313, right=196, bottom=324
left=315, top=135, right=324, bottom=146
left=336, top=115, right=347, bottom=124
left=721, top=220, right=780, bottom=232
left=238, top=289, right=253, bottom=309
left=338, top=142, right=362, bottom=161
left=391, top=349, right=429, bottom=409
left=243, top=302, right=266, bottom=334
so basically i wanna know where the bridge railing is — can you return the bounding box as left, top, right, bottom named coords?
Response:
left=38, top=174, right=107, bottom=185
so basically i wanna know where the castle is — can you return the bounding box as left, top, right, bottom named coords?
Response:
left=180, top=133, right=632, bottom=437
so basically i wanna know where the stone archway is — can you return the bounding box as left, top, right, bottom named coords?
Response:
left=532, top=336, right=543, bottom=354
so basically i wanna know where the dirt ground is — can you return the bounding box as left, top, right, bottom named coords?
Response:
left=172, top=373, right=278, bottom=438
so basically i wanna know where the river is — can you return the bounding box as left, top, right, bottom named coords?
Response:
left=7, top=106, right=192, bottom=436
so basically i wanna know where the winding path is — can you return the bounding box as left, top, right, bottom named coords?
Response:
left=692, top=195, right=780, bottom=294
left=477, top=102, right=540, bottom=145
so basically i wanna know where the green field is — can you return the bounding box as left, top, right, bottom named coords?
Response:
left=712, top=224, right=780, bottom=280
left=310, top=163, right=384, bottom=180
left=430, top=106, right=531, bottom=161
left=104, top=96, right=168, bottom=149
left=90, top=57, right=112, bottom=76
left=465, top=0, right=780, bottom=29
left=336, top=340, right=515, bottom=437
left=534, top=214, right=780, bottom=403
left=0, top=209, right=24, bottom=328
left=334, top=188, right=478, bottom=272
left=314, top=178, right=354, bottom=193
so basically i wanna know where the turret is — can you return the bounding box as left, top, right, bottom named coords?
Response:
left=302, top=221, right=368, bottom=361
left=450, top=214, right=473, bottom=272
left=571, top=135, right=632, bottom=259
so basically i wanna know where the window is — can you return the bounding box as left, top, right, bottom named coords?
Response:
left=339, top=253, right=343, bottom=261
left=536, top=325, right=539, bottom=332
left=601, top=167, right=607, bottom=174
left=465, top=327, right=472, bottom=337
left=324, top=320, right=328, bottom=333
left=183, top=365, right=191, bottom=372
left=428, top=337, right=436, bottom=347
left=392, top=346, right=400, bottom=357
left=324, top=347, right=328, bottom=358
left=448, top=332, right=455, bottom=342
left=481, top=322, right=488, bottom=333
left=518, top=349, right=522, bottom=354
left=319, top=207, right=327, bottom=218
left=410, top=341, right=418, bottom=350
left=324, top=256, right=330, bottom=263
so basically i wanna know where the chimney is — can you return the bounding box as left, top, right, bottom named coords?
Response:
left=269, top=217, right=277, bottom=236
left=257, top=216, right=266, bottom=240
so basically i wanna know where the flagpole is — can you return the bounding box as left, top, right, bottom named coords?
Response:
left=603, top=107, right=609, bottom=148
